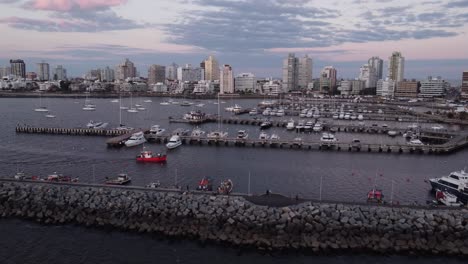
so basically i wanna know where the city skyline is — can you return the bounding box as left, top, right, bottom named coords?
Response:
left=0, top=0, right=467, bottom=79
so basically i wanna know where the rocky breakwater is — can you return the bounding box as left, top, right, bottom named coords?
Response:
left=1, top=181, right=468, bottom=255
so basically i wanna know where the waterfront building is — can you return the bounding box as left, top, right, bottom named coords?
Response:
left=282, top=53, right=299, bottom=92
left=351, top=80, right=366, bottom=95
left=10, top=59, right=26, bottom=78
left=26, top=72, right=37, bottom=80
left=388, top=52, right=405, bottom=82
left=148, top=64, right=166, bottom=85
left=166, top=63, right=178, bottom=80
left=0, top=66, right=11, bottom=78
left=368, top=56, right=383, bottom=80
left=359, top=64, right=377, bottom=88
left=462, top=71, right=468, bottom=99
left=53, top=65, right=67, bottom=81
left=37, top=62, right=50, bottom=81
left=115, top=58, right=136, bottom=80
left=100, top=66, right=114, bottom=82
left=85, top=69, right=100, bottom=80
left=338, top=80, right=353, bottom=95
left=234, top=73, right=256, bottom=93
left=177, top=64, right=204, bottom=82
left=220, top=64, right=234, bottom=94
left=263, top=80, right=282, bottom=95
left=419, top=76, right=450, bottom=98
left=298, top=55, right=312, bottom=90
left=193, top=80, right=215, bottom=94
left=150, top=82, right=168, bottom=93
left=376, top=78, right=396, bottom=97
left=118, top=81, right=148, bottom=93
left=203, top=55, right=220, bottom=81
left=395, top=80, right=419, bottom=98
left=319, top=66, right=337, bottom=94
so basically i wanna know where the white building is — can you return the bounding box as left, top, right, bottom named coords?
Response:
left=376, top=78, right=396, bottom=97
left=351, top=80, right=366, bottom=95
left=193, top=80, right=215, bottom=94
left=263, top=81, right=282, bottom=95
left=388, top=52, right=405, bottom=82
left=53, top=65, right=67, bottom=80
left=177, top=64, right=204, bottom=82
left=338, top=80, right=353, bottom=95
left=359, top=64, right=377, bottom=88
left=298, top=55, right=312, bottom=89
left=166, top=63, right=178, bottom=80
left=37, top=62, right=50, bottom=81
left=368, top=56, right=383, bottom=80
left=100, top=66, right=115, bottom=82
left=0, top=66, right=11, bottom=78
left=115, top=58, right=136, bottom=80
left=150, top=82, right=168, bottom=93
left=234, top=73, right=256, bottom=93
left=320, top=66, right=337, bottom=93
left=419, top=76, right=450, bottom=98
left=282, top=53, right=299, bottom=92
left=220, top=64, right=234, bottom=94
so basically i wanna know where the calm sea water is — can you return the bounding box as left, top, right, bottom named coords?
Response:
left=1, top=97, right=467, bottom=263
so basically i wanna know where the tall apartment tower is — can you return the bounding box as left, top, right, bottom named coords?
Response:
left=282, top=53, right=299, bottom=92
left=368, top=56, right=383, bottom=80
left=220, top=64, right=234, bottom=94
left=54, top=65, right=67, bottom=80
left=320, top=66, right=337, bottom=94
left=10, top=59, right=26, bottom=78
left=388, top=52, right=405, bottom=82
left=100, top=66, right=115, bottom=82
left=204, top=55, right=220, bottom=81
left=298, top=55, right=312, bottom=90
left=359, top=64, right=377, bottom=88
left=166, top=63, right=178, bottom=80
left=116, top=58, right=136, bottom=80
left=37, top=62, right=50, bottom=81
left=148, top=64, right=166, bottom=84
left=462, top=71, right=468, bottom=99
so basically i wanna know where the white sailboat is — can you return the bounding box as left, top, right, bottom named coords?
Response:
left=207, top=93, right=228, bottom=139
left=34, top=93, right=49, bottom=112
left=115, top=94, right=133, bottom=131
left=127, top=93, right=139, bottom=113
left=82, top=93, right=96, bottom=111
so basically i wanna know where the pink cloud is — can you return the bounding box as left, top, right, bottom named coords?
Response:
left=27, top=0, right=127, bottom=11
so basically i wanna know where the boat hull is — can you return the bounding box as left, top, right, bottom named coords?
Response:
left=430, top=180, right=468, bottom=204
left=136, top=156, right=167, bottom=163
left=166, top=142, right=182, bottom=149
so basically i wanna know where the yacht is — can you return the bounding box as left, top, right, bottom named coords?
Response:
left=286, top=119, right=295, bottom=130
left=207, top=131, right=228, bottom=140
left=260, top=120, right=273, bottom=130
left=237, top=130, right=249, bottom=140
left=125, top=131, right=147, bottom=147
left=45, top=113, right=56, bottom=118
left=144, top=99, right=152, bottom=103
left=408, top=137, right=424, bottom=146
left=34, top=106, right=49, bottom=112
left=387, top=130, right=398, bottom=137
left=249, top=108, right=258, bottom=115
left=304, top=121, right=313, bottom=132
left=350, top=115, right=357, bottom=120
left=339, top=113, right=345, bottom=119
left=429, top=169, right=468, bottom=204
left=313, top=111, right=320, bottom=118
left=166, top=135, right=182, bottom=149
left=105, top=173, right=131, bottom=185
left=82, top=104, right=96, bottom=111
left=306, top=111, right=313, bottom=118
left=358, top=114, right=364, bottom=121
left=87, top=120, right=108, bottom=129
left=127, top=108, right=139, bottom=113
left=344, top=113, right=350, bottom=120
left=148, top=125, right=166, bottom=139
left=270, top=134, right=280, bottom=141
left=332, top=114, right=339, bottom=119
left=180, top=101, right=192, bottom=107
left=191, top=127, right=206, bottom=137
left=259, top=131, right=270, bottom=140
left=296, top=121, right=305, bottom=131
left=111, top=99, right=120, bottom=103
left=160, top=101, right=170, bottom=105
left=233, top=104, right=242, bottom=113
left=262, top=108, right=271, bottom=116
left=276, top=109, right=285, bottom=117
left=313, top=123, right=323, bottom=132
left=269, top=109, right=277, bottom=116
left=115, top=124, right=134, bottom=131
left=320, top=133, right=338, bottom=145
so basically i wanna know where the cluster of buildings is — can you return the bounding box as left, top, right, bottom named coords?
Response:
left=1, top=55, right=467, bottom=99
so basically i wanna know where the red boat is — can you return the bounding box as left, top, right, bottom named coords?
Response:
left=46, top=172, right=78, bottom=183
left=136, top=150, right=167, bottom=163
left=367, top=188, right=384, bottom=204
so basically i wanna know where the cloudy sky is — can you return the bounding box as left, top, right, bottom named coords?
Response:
left=0, top=0, right=468, bottom=80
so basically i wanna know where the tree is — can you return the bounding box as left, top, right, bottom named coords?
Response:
left=459, top=112, right=467, bottom=120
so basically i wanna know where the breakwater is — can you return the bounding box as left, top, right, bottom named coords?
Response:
left=1, top=181, right=468, bottom=256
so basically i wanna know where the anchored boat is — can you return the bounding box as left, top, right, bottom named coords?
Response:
left=136, top=150, right=167, bottom=163
left=217, top=179, right=233, bottom=195
left=105, top=173, right=131, bottom=185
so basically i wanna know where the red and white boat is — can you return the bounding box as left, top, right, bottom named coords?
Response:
left=367, top=188, right=384, bottom=204
left=46, top=172, right=78, bottom=183
left=136, top=150, right=167, bottom=163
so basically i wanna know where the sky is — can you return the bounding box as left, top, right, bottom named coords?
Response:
left=0, top=0, right=468, bottom=81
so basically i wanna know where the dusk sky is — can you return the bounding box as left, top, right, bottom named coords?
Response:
left=1, top=0, right=468, bottom=81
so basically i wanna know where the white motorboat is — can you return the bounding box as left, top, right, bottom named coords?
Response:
left=269, top=109, right=277, bottom=116
left=296, top=121, right=304, bottom=130
left=332, top=114, right=339, bottom=119
left=249, top=108, right=258, bottom=115
left=233, top=104, right=242, bottom=113
left=191, top=127, right=206, bottom=137
left=125, top=131, right=147, bottom=147
left=313, top=123, right=323, bottom=132
left=34, top=106, right=49, bottom=112
left=115, top=125, right=134, bottom=131
left=196, top=103, right=205, bottom=107
left=350, top=115, right=357, bottom=120
left=344, top=114, right=350, bottom=120
left=82, top=105, right=96, bottom=111
left=387, top=130, right=398, bottom=137
left=148, top=125, right=166, bottom=138
left=160, top=101, right=170, bottom=105
left=110, top=99, right=119, bottom=103
left=259, top=131, right=270, bottom=140
left=304, top=121, right=313, bottom=131
left=313, top=111, right=320, bottom=118
left=45, top=113, right=56, bottom=118
left=120, top=106, right=129, bottom=110
left=429, top=169, right=468, bottom=204
left=435, top=190, right=463, bottom=207
left=358, top=114, right=364, bottom=121
left=207, top=131, right=228, bottom=140
left=320, top=133, right=337, bottom=145
left=339, top=113, right=345, bottom=119
left=306, top=111, right=313, bottom=118
left=270, top=134, right=280, bottom=141
left=127, top=108, right=139, bottom=113
left=262, top=109, right=271, bottom=116
left=286, top=119, right=295, bottom=130
left=166, top=135, right=182, bottom=149
left=87, top=120, right=108, bottom=129
left=237, top=130, right=248, bottom=139
left=408, top=137, right=424, bottom=146
left=276, top=109, right=285, bottom=117
left=144, top=99, right=152, bottom=103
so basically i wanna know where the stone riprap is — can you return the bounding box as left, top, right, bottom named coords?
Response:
left=1, top=181, right=468, bottom=255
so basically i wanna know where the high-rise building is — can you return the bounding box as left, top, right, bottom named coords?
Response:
left=282, top=53, right=299, bottom=92
left=148, top=64, right=166, bottom=85
left=234, top=73, right=256, bottom=93
left=376, top=78, right=396, bottom=97
left=388, top=52, right=405, bottom=82
left=204, top=55, right=220, bottom=81
left=177, top=64, right=204, bottom=82
left=166, top=63, right=178, bottom=80
left=26, top=72, right=37, bottom=80
left=10, top=59, right=26, bottom=78
left=319, top=66, right=337, bottom=94
left=368, top=56, right=383, bottom=80
left=115, top=58, right=136, bottom=80
left=298, top=55, right=312, bottom=90
left=220, top=64, right=234, bottom=94
left=0, top=66, right=11, bottom=77
left=53, top=65, right=67, bottom=80
left=395, top=80, right=419, bottom=98
left=419, top=76, right=450, bottom=98
left=37, top=62, right=50, bottom=81
left=100, top=66, right=115, bottom=82
left=462, top=71, right=468, bottom=99
left=359, top=64, right=377, bottom=88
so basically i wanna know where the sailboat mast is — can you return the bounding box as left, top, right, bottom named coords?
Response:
left=119, top=93, right=122, bottom=125
left=218, top=93, right=220, bottom=131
